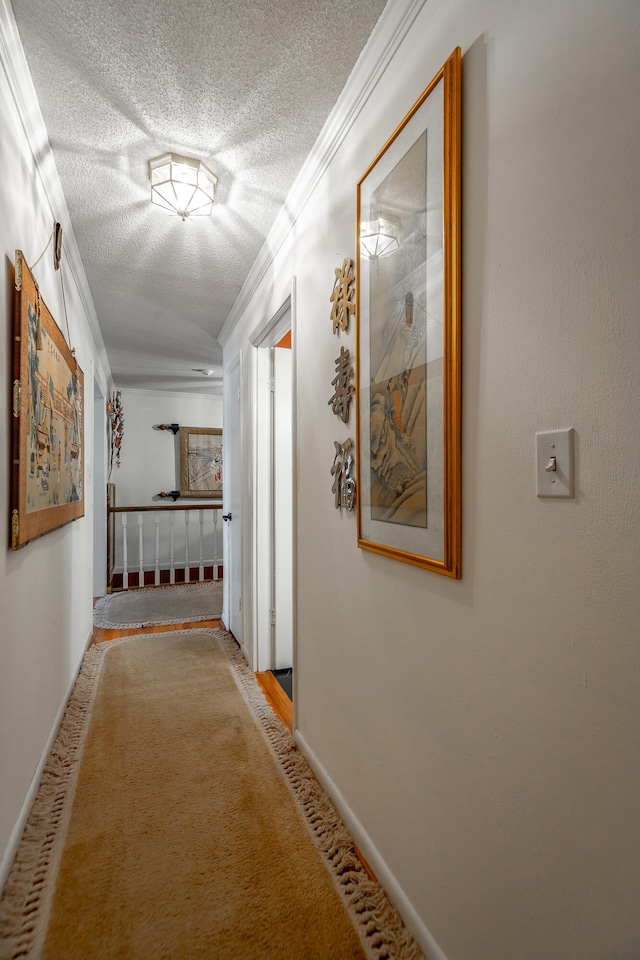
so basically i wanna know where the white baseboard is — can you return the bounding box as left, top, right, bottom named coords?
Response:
left=0, top=628, right=93, bottom=894
left=294, top=730, right=448, bottom=960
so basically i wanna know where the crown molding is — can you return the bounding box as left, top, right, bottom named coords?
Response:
left=0, top=0, right=112, bottom=388
left=218, top=0, right=426, bottom=348
left=119, top=386, right=223, bottom=403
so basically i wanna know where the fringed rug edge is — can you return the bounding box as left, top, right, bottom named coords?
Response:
left=214, top=628, right=424, bottom=960
left=0, top=630, right=205, bottom=960
left=0, top=628, right=423, bottom=960
left=0, top=643, right=105, bottom=960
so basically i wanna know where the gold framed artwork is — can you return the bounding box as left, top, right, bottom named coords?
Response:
left=11, top=250, right=84, bottom=549
left=179, top=427, right=223, bottom=498
left=355, top=48, right=462, bottom=577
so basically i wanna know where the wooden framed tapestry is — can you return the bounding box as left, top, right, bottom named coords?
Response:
left=11, top=250, right=84, bottom=549
left=179, top=427, right=223, bottom=498
left=355, top=48, right=462, bottom=577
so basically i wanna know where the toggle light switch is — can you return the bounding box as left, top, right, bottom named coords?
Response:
left=536, top=428, right=574, bottom=498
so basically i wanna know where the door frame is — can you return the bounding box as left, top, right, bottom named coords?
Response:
left=92, top=373, right=107, bottom=597
left=272, top=344, right=293, bottom=669
left=223, top=352, right=247, bottom=658
left=249, top=280, right=298, bottom=707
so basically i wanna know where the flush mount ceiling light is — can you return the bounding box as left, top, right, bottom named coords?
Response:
left=149, top=153, right=217, bottom=220
left=359, top=218, right=399, bottom=259
left=192, top=368, right=216, bottom=377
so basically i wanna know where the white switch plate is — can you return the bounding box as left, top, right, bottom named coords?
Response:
left=536, top=428, right=574, bottom=498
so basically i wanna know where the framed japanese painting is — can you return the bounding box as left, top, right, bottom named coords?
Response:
left=11, top=250, right=84, bottom=549
left=355, top=48, right=461, bottom=577
left=179, top=427, right=223, bottom=498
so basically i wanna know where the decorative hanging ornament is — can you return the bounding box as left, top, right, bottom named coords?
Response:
left=107, top=390, right=124, bottom=477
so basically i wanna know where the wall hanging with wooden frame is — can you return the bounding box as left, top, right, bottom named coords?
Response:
left=355, top=47, right=462, bottom=577
left=11, top=250, right=84, bottom=549
left=179, top=427, right=223, bottom=499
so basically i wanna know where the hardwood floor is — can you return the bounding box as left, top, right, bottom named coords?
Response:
left=255, top=670, right=293, bottom=734
left=92, top=619, right=222, bottom=645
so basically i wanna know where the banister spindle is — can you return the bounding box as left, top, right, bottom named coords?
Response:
left=154, top=512, right=161, bottom=586
left=138, top=513, right=144, bottom=586
left=213, top=510, right=220, bottom=580
left=122, top=513, right=129, bottom=590
left=169, top=510, right=176, bottom=584
left=199, top=510, right=205, bottom=581
left=184, top=511, right=190, bottom=583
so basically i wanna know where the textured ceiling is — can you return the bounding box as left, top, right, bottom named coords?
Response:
left=11, top=0, right=387, bottom=394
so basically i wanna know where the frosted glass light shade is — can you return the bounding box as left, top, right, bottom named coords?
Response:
left=149, top=153, right=217, bottom=220
left=360, top=218, right=399, bottom=259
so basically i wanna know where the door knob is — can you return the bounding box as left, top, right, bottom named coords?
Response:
left=222, top=513, right=232, bottom=522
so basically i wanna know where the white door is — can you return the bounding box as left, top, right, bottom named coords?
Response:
left=273, top=345, right=293, bottom=669
left=225, top=357, right=243, bottom=648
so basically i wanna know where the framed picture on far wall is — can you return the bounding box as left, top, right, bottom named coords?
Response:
left=11, top=250, right=85, bottom=549
left=179, top=427, right=223, bottom=498
left=355, top=48, right=462, bottom=578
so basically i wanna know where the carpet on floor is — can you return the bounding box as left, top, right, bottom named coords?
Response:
left=93, top=580, right=222, bottom=628
left=0, top=629, right=422, bottom=960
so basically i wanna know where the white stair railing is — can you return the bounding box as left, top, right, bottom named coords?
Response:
left=107, top=504, right=223, bottom=591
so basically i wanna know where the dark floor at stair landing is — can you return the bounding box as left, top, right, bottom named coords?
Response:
left=272, top=668, right=292, bottom=700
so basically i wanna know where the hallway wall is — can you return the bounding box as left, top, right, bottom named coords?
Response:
left=0, top=2, right=111, bottom=887
left=112, top=388, right=222, bottom=505
left=221, top=1, right=640, bottom=958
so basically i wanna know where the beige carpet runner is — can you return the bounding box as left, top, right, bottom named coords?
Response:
left=0, top=629, right=422, bottom=960
left=93, top=581, right=223, bottom=628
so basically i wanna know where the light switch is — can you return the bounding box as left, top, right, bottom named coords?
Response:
left=536, top=428, right=574, bottom=498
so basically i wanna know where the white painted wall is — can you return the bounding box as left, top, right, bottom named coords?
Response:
left=112, top=388, right=222, bottom=505
left=0, top=1, right=111, bottom=888
left=221, top=1, right=640, bottom=958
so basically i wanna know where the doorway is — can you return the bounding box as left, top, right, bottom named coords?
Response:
left=250, top=292, right=296, bottom=693
left=93, top=377, right=107, bottom=598
left=225, top=355, right=245, bottom=656
left=272, top=333, right=293, bottom=674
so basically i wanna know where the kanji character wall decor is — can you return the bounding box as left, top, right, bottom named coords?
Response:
left=329, top=258, right=355, bottom=334
left=330, top=438, right=356, bottom=511
left=329, top=258, right=357, bottom=508
left=328, top=346, right=354, bottom=424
